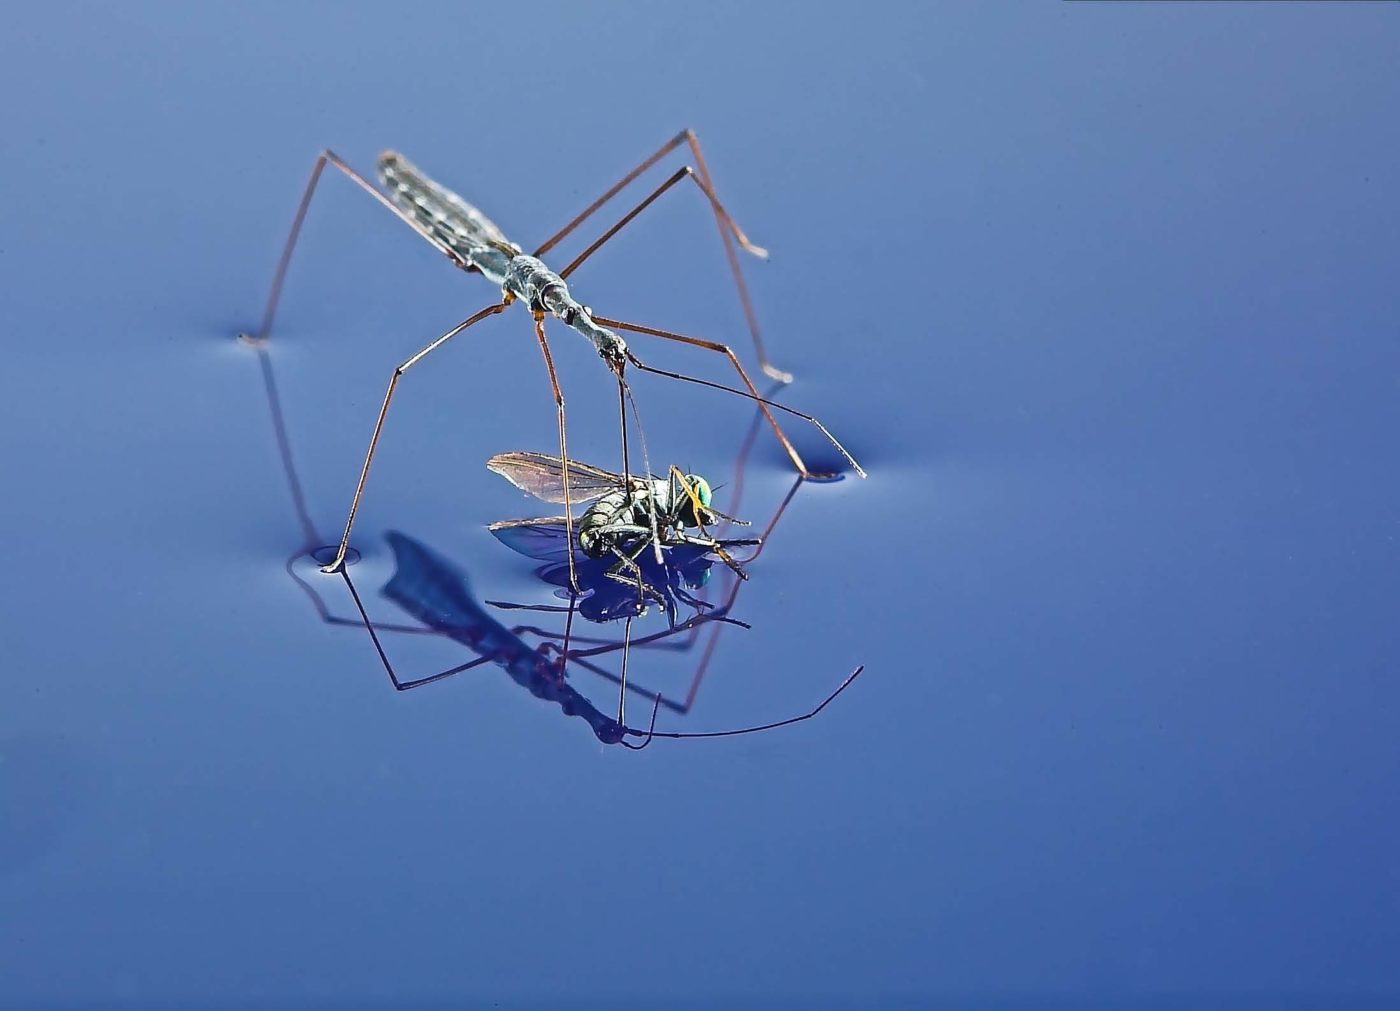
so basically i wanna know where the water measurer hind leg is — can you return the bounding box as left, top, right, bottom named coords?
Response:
left=531, top=311, right=582, bottom=594
left=244, top=149, right=469, bottom=347
left=531, top=129, right=788, bottom=382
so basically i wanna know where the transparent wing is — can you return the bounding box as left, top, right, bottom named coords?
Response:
left=486, top=451, right=625, bottom=504
left=487, top=516, right=579, bottom=562
left=379, top=152, right=518, bottom=255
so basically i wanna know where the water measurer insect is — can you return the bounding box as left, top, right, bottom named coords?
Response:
left=240, top=132, right=866, bottom=589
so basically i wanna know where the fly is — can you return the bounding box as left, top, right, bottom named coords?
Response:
left=485, top=450, right=761, bottom=602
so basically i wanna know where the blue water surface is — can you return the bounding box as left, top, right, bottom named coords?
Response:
left=2, top=3, right=1398, bottom=1007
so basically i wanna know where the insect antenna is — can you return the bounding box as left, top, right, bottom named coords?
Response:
left=700, top=482, right=750, bottom=525
left=705, top=505, right=751, bottom=526
left=620, top=379, right=665, bottom=565
left=671, top=467, right=749, bottom=580
left=623, top=665, right=867, bottom=748
left=623, top=352, right=865, bottom=479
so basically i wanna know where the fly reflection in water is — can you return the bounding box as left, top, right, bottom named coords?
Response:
left=238, top=131, right=866, bottom=592
left=491, top=540, right=728, bottom=625
left=484, top=545, right=755, bottom=723
left=480, top=411, right=821, bottom=724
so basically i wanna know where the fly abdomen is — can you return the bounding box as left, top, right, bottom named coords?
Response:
left=578, top=489, right=630, bottom=558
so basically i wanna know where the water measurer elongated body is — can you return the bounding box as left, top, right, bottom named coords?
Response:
left=240, top=132, right=865, bottom=592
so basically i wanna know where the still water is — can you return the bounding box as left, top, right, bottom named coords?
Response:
left=2, top=4, right=1398, bottom=1006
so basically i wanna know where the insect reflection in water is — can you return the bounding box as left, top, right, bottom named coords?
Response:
left=351, top=531, right=863, bottom=747
left=481, top=400, right=825, bottom=724
left=244, top=331, right=864, bottom=746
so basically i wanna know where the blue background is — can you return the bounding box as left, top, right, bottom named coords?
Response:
left=2, top=2, right=1397, bottom=1007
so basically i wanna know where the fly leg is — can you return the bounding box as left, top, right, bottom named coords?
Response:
left=599, top=526, right=667, bottom=608
left=675, top=533, right=764, bottom=580
left=531, top=129, right=786, bottom=381
left=604, top=545, right=648, bottom=608
left=671, top=583, right=715, bottom=617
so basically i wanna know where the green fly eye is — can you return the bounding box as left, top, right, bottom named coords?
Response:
left=686, top=475, right=712, bottom=510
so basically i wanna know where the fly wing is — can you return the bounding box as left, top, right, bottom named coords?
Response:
left=487, top=516, right=579, bottom=562
left=486, top=451, right=624, bottom=504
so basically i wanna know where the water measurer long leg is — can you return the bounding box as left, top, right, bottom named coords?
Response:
left=246, top=149, right=468, bottom=346
left=532, top=128, right=788, bottom=382
left=530, top=164, right=856, bottom=478
left=596, top=316, right=866, bottom=480
left=529, top=311, right=583, bottom=594
left=558, top=166, right=766, bottom=281
left=245, top=139, right=864, bottom=575
left=321, top=301, right=509, bottom=573
left=242, top=252, right=870, bottom=744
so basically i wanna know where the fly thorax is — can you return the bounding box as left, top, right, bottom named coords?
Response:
left=648, top=479, right=673, bottom=514
left=625, top=487, right=662, bottom=533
